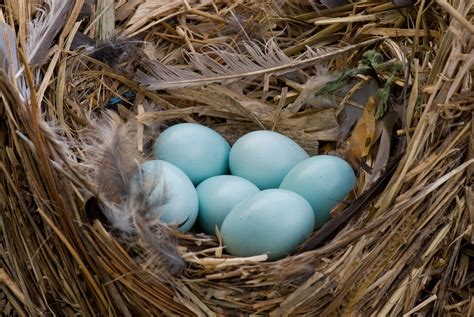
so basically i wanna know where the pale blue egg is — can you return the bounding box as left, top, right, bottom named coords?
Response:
left=229, top=131, right=309, bottom=189
left=221, top=189, right=314, bottom=260
left=196, top=175, right=260, bottom=235
left=138, top=160, right=199, bottom=232
left=280, top=155, right=356, bottom=229
left=152, top=123, right=231, bottom=185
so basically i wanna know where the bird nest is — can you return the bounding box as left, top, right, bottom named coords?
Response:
left=1, top=1, right=473, bottom=315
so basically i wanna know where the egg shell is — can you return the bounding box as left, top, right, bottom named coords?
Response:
left=221, top=189, right=315, bottom=260
left=196, top=175, right=260, bottom=235
left=138, top=160, right=199, bottom=232
left=229, top=131, right=309, bottom=189
left=152, top=123, right=231, bottom=185
left=280, top=155, right=356, bottom=229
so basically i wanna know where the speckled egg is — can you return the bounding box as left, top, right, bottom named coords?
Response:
left=221, top=189, right=314, bottom=260
left=280, top=155, right=356, bottom=229
left=152, top=123, right=231, bottom=185
left=137, top=160, right=199, bottom=232
left=229, top=131, right=309, bottom=189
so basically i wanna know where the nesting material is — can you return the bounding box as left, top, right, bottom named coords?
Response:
left=0, top=0, right=473, bottom=316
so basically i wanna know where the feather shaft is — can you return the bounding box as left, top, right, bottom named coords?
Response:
left=139, top=37, right=385, bottom=90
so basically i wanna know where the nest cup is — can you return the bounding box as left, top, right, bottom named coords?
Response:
left=0, top=1, right=473, bottom=316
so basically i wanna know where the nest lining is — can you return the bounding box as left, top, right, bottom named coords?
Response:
left=0, top=0, right=473, bottom=316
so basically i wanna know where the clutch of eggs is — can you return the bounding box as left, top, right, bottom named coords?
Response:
left=134, top=124, right=356, bottom=260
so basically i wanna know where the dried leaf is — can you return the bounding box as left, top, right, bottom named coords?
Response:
left=126, top=0, right=184, bottom=34
left=367, top=111, right=398, bottom=186
left=116, top=0, right=142, bottom=21
left=347, top=96, right=377, bottom=163
left=282, top=69, right=338, bottom=117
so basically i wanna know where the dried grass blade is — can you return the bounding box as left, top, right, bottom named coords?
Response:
left=36, top=208, right=109, bottom=311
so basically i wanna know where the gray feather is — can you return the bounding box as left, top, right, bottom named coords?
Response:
left=88, top=111, right=141, bottom=206
left=26, top=0, right=73, bottom=66
left=82, top=111, right=141, bottom=233
left=85, top=111, right=184, bottom=276
left=0, top=22, right=28, bottom=99
left=128, top=170, right=185, bottom=276
left=0, top=22, right=20, bottom=77
left=138, top=38, right=384, bottom=90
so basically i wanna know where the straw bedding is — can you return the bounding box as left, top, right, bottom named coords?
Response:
left=0, top=0, right=473, bottom=315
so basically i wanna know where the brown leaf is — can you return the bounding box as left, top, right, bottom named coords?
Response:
left=116, top=0, right=143, bottom=21
left=125, top=0, right=185, bottom=35
left=167, top=86, right=339, bottom=134
left=346, top=96, right=377, bottom=164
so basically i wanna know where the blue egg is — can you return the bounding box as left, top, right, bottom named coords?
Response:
left=153, top=123, right=231, bottom=185
left=229, top=131, right=309, bottom=189
left=280, top=155, right=356, bottom=229
left=138, top=160, right=199, bottom=232
left=221, top=189, right=314, bottom=260
left=196, top=175, right=260, bottom=235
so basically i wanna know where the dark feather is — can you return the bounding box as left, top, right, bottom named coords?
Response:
left=71, top=31, right=142, bottom=66
left=85, top=196, right=109, bottom=225
left=70, top=31, right=96, bottom=50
